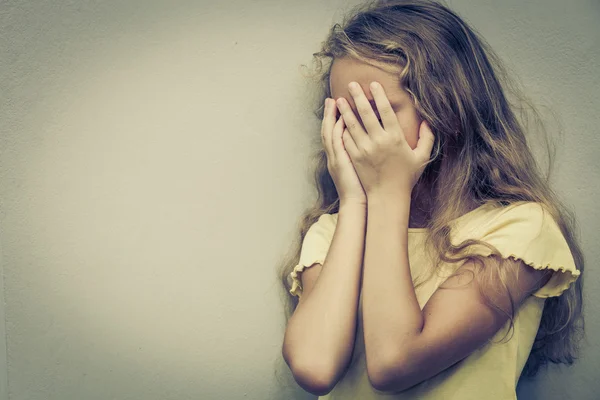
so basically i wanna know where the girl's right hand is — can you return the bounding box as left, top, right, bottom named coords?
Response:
left=321, top=98, right=367, bottom=206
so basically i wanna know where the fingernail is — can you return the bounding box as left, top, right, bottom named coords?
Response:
left=325, top=98, right=330, bottom=111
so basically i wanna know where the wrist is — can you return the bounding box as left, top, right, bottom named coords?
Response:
left=367, top=192, right=411, bottom=222
left=340, top=198, right=367, bottom=210
left=367, top=191, right=412, bottom=207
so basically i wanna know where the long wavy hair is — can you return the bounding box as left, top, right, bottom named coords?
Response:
left=275, top=0, right=585, bottom=384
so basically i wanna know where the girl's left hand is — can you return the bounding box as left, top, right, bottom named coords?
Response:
left=335, top=81, right=435, bottom=199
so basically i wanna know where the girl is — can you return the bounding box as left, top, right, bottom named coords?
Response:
left=278, top=0, right=584, bottom=398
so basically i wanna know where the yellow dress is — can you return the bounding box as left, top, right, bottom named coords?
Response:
left=288, top=201, right=580, bottom=400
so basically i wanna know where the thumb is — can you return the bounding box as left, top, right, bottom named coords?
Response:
left=414, top=120, right=435, bottom=162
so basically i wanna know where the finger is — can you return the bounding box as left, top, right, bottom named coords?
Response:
left=331, top=114, right=345, bottom=159
left=331, top=114, right=347, bottom=160
left=370, top=81, right=402, bottom=137
left=336, top=97, right=368, bottom=149
left=414, top=120, right=436, bottom=163
left=320, top=98, right=335, bottom=157
left=347, top=82, right=381, bottom=136
left=341, top=124, right=360, bottom=161
left=332, top=116, right=355, bottom=158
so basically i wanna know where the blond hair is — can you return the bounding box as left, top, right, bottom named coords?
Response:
left=275, top=0, right=585, bottom=384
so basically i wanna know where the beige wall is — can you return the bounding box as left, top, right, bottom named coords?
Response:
left=0, top=0, right=598, bottom=399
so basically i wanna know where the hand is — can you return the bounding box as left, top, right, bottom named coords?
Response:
left=321, top=98, right=367, bottom=206
left=335, top=81, right=435, bottom=199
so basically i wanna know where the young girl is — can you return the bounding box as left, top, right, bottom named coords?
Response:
left=278, top=0, right=584, bottom=398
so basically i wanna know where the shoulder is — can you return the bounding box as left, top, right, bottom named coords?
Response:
left=449, top=201, right=580, bottom=298
left=307, top=213, right=337, bottom=236
left=450, top=201, right=550, bottom=241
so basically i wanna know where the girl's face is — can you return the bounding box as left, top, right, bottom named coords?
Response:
left=329, top=56, right=422, bottom=150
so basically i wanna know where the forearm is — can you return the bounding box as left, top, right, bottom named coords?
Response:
left=286, top=201, right=367, bottom=381
left=362, top=194, right=424, bottom=376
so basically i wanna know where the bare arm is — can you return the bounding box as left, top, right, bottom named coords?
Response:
left=362, top=194, right=554, bottom=393
left=283, top=201, right=366, bottom=395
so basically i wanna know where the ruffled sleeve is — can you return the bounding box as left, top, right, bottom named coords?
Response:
left=288, top=213, right=338, bottom=298
left=453, top=201, right=580, bottom=298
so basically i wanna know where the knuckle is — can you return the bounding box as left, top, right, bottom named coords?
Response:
left=362, top=143, right=375, bottom=156
left=373, top=134, right=385, bottom=144
left=357, top=104, right=372, bottom=115
left=390, top=134, right=403, bottom=145
left=380, top=107, right=394, bottom=116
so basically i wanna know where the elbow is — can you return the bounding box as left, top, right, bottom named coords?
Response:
left=282, top=347, right=336, bottom=396
left=368, top=353, right=414, bottom=394
left=289, top=359, right=336, bottom=396
left=295, top=363, right=336, bottom=396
